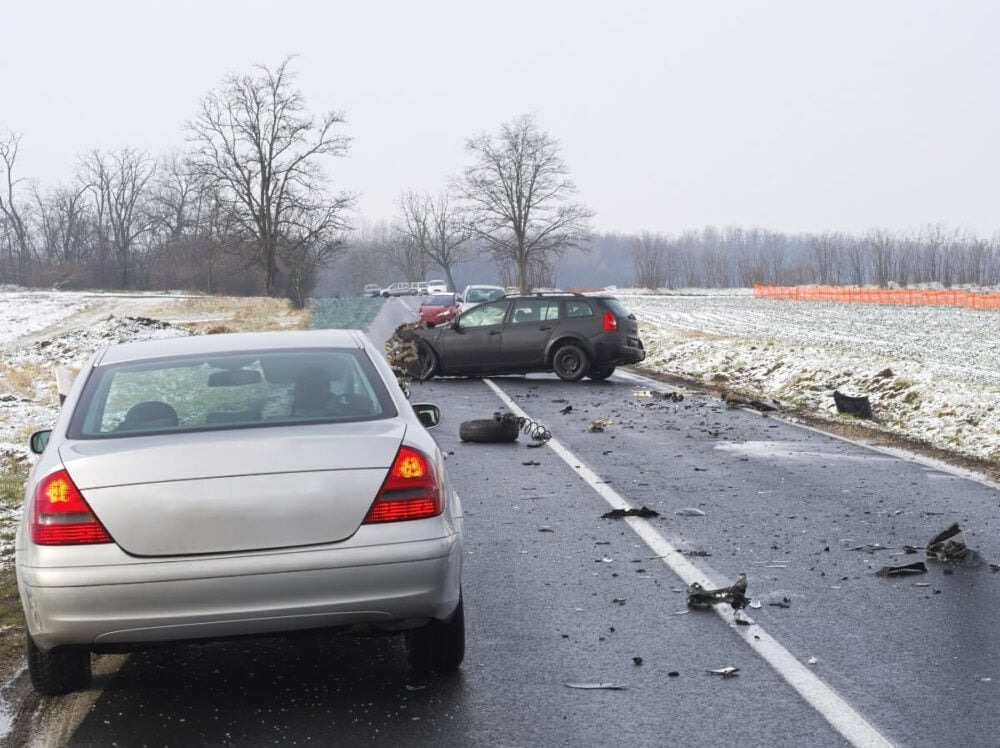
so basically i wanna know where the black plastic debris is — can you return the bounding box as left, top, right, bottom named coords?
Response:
left=833, top=390, right=872, bottom=419
left=707, top=667, right=740, bottom=678
left=767, top=596, right=792, bottom=609
left=601, top=506, right=660, bottom=519
left=875, top=561, right=928, bottom=577
left=522, top=460, right=541, bottom=466
left=688, top=574, right=749, bottom=611
left=564, top=682, right=628, bottom=690
left=560, top=404, right=573, bottom=415
left=632, top=657, right=643, bottom=666
left=926, top=522, right=982, bottom=567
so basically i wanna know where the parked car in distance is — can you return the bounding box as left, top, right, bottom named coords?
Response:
left=15, top=329, right=464, bottom=695
left=382, top=281, right=417, bottom=297
left=413, top=281, right=430, bottom=295
left=419, top=293, right=461, bottom=326
left=407, top=292, right=645, bottom=381
left=363, top=283, right=382, bottom=297
left=426, top=280, right=449, bottom=294
left=458, top=284, right=506, bottom=312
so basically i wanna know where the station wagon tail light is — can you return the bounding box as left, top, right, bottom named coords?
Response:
left=603, top=312, right=618, bottom=331
left=31, top=469, right=113, bottom=545
left=365, top=446, right=443, bottom=523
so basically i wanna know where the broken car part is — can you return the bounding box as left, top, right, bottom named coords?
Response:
left=833, top=390, right=873, bottom=419
left=688, top=574, right=749, bottom=611
left=600, top=507, right=660, bottom=519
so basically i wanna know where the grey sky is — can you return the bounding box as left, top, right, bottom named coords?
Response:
left=5, top=1, right=999, bottom=237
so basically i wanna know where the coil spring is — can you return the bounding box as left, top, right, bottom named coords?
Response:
left=493, top=411, right=551, bottom=445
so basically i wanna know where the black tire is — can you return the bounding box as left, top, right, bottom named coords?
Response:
left=587, top=365, right=616, bottom=381
left=459, top=418, right=519, bottom=443
left=26, top=632, right=91, bottom=695
left=406, top=597, right=465, bottom=673
left=408, top=342, right=439, bottom=381
left=552, top=343, right=589, bottom=382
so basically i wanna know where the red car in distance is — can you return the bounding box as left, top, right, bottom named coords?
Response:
left=419, top=293, right=461, bottom=326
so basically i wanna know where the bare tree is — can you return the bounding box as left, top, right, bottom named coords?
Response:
left=80, top=148, right=157, bottom=288
left=0, top=132, right=35, bottom=286
left=187, top=57, right=354, bottom=297
left=867, top=227, right=897, bottom=287
left=395, top=190, right=472, bottom=292
left=631, top=231, right=668, bottom=289
left=809, top=232, right=842, bottom=284
left=460, top=115, right=593, bottom=292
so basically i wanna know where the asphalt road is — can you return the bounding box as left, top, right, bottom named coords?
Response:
left=44, top=368, right=1000, bottom=747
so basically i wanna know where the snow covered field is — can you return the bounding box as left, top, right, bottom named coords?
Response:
left=1, top=287, right=998, bottom=472
left=621, top=291, right=1000, bottom=465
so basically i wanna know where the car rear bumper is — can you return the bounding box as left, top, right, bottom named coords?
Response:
left=19, top=531, right=462, bottom=651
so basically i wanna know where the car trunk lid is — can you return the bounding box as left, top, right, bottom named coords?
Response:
left=57, top=421, right=406, bottom=556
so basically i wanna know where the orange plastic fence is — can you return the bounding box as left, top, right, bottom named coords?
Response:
left=752, top=285, right=1000, bottom=309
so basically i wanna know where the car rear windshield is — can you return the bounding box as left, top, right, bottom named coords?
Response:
left=601, top=299, right=634, bottom=320
left=424, top=294, right=456, bottom=305
left=466, top=287, right=504, bottom=303
left=68, top=348, right=398, bottom=438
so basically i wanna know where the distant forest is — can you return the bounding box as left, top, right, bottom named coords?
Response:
left=320, top=224, right=1000, bottom=295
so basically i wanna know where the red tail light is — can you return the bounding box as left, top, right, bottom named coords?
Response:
left=603, top=312, right=618, bottom=331
left=31, top=469, right=113, bottom=545
left=364, top=446, right=443, bottom=523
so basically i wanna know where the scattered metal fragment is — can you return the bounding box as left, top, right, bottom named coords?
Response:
left=833, top=390, right=872, bottom=419
left=522, top=460, right=541, bottom=466
left=588, top=418, right=613, bottom=432
left=849, top=543, right=890, bottom=553
left=767, top=596, right=792, bottom=609
left=601, top=506, right=660, bottom=519
left=564, top=682, right=628, bottom=690
left=560, top=404, right=573, bottom=415
left=875, top=561, right=928, bottom=577
left=612, top=598, right=627, bottom=606
left=493, top=411, right=552, bottom=445
left=675, top=507, right=706, bottom=517
left=538, top=526, right=554, bottom=533
left=682, top=549, right=712, bottom=557
left=926, top=522, right=982, bottom=566
left=807, top=657, right=818, bottom=665
left=707, top=667, right=740, bottom=678
left=688, top=574, right=749, bottom=611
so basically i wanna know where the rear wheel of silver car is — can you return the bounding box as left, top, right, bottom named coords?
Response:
left=553, top=344, right=589, bottom=382
left=406, top=596, right=465, bottom=673
left=26, top=632, right=91, bottom=695
left=587, top=365, right=615, bottom=381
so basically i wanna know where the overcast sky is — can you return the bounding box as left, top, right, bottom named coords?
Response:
left=5, top=1, right=999, bottom=237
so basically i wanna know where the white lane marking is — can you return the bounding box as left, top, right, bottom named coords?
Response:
left=485, top=378, right=894, bottom=748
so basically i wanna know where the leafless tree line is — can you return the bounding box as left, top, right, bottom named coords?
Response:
left=627, top=225, right=1000, bottom=290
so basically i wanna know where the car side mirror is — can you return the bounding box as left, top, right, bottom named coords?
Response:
left=30, top=430, right=52, bottom=454
left=412, top=403, right=440, bottom=429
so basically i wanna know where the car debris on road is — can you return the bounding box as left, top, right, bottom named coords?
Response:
left=706, top=667, right=740, bottom=678
left=687, top=574, right=750, bottom=611
left=600, top=506, right=660, bottom=519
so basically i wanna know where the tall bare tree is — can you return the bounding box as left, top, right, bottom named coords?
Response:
left=0, top=132, right=35, bottom=286
left=80, top=148, right=156, bottom=288
left=460, top=115, right=593, bottom=292
left=395, top=190, right=472, bottom=292
left=631, top=231, right=668, bottom=289
left=187, top=57, right=354, bottom=298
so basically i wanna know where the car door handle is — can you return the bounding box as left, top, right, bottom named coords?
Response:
left=539, top=325, right=552, bottom=331
left=489, top=330, right=501, bottom=335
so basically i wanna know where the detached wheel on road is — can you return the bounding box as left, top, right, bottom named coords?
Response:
left=406, top=596, right=466, bottom=673
left=26, top=631, right=91, bottom=695
left=552, top=343, right=589, bottom=382
left=459, top=418, right=519, bottom=443
left=587, top=365, right=615, bottom=381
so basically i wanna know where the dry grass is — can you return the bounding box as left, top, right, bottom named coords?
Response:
left=143, top=296, right=311, bottom=333
left=0, top=361, right=50, bottom=399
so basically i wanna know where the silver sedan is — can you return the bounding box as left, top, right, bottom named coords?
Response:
left=16, top=329, right=463, bottom=694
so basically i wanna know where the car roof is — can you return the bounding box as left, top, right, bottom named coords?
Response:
left=95, top=329, right=368, bottom=366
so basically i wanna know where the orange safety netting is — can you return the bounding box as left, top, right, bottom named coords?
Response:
left=752, top=286, right=1000, bottom=309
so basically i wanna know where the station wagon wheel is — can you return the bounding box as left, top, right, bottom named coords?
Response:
left=552, top=343, right=589, bottom=382
left=26, top=631, right=91, bottom=695
left=406, top=595, right=465, bottom=673
left=408, top=342, right=439, bottom=381
left=587, top=365, right=615, bottom=381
